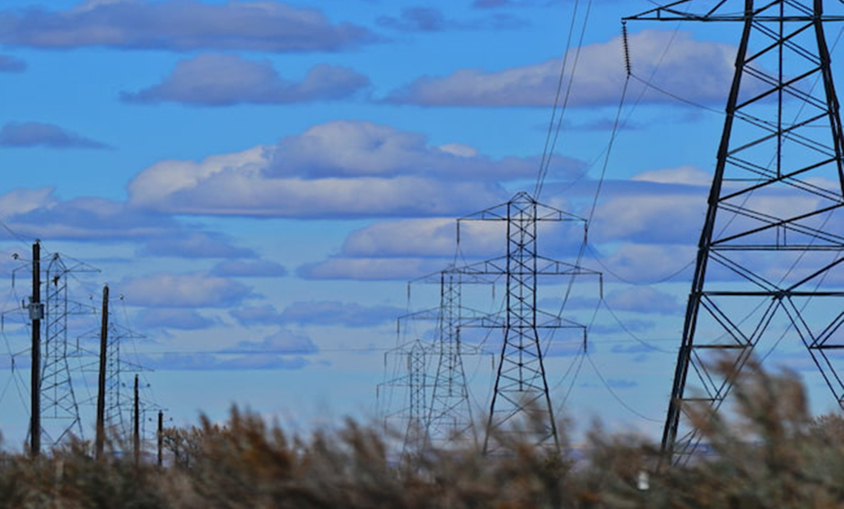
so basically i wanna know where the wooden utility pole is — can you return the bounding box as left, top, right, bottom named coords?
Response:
left=133, top=374, right=140, bottom=466
left=95, top=285, right=109, bottom=460
left=157, top=410, right=163, bottom=467
left=29, top=240, right=41, bottom=457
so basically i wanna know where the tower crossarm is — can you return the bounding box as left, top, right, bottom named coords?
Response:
left=624, top=0, right=844, bottom=22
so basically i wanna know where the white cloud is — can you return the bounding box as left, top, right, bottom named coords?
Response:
left=136, top=308, right=216, bottom=330
left=376, top=6, right=528, bottom=32
left=122, top=55, right=370, bottom=106
left=596, top=243, right=697, bottom=283
left=224, top=329, right=318, bottom=355
left=231, top=302, right=401, bottom=327
left=298, top=257, right=448, bottom=280
left=338, top=215, right=581, bottom=260
left=268, top=120, right=578, bottom=180
left=0, top=121, right=109, bottom=149
left=0, top=187, right=54, bottom=217
left=277, top=301, right=404, bottom=327
left=120, top=272, right=251, bottom=308
left=127, top=120, right=575, bottom=218
left=143, top=352, right=309, bottom=371
left=605, top=287, right=683, bottom=316
left=384, top=30, right=737, bottom=107
left=0, top=190, right=178, bottom=240
left=210, top=260, right=288, bottom=278
left=631, top=165, right=712, bottom=186
left=139, top=232, right=257, bottom=259
left=0, top=0, right=375, bottom=52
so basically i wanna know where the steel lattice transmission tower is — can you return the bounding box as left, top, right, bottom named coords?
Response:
left=402, top=266, right=491, bottom=448
left=40, top=253, right=96, bottom=445
left=627, top=0, right=844, bottom=465
left=381, top=338, right=431, bottom=455
left=82, top=321, right=146, bottom=441
left=427, top=271, right=476, bottom=446
left=459, top=192, right=596, bottom=453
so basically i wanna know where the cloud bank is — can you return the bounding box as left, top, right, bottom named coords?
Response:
left=122, top=55, right=370, bottom=106
left=0, top=0, right=375, bottom=52
left=0, top=122, right=109, bottom=149
left=127, top=120, right=580, bottom=218
left=384, top=30, right=737, bottom=107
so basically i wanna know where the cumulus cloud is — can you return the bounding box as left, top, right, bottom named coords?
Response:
left=144, top=329, right=316, bottom=371
left=0, top=122, right=109, bottom=149
left=138, top=232, right=257, bottom=259
left=340, top=219, right=461, bottom=258
left=122, top=55, right=370, bottom=106
left=223, top=329, right=319, bottom=355
left=339, top=214, right=584, bottom=260
left=267, top=120, right=581, bottom=181
left=0, top=0, right=375, bottom=52
left=298, top=257, right=448, bottom=280
left=279, top=301, right=404, bottom=327
left=384, top=30, right=737, bottom=107
left=0, top=189, right=178, bottom=240
left=604, top=287, right=683, bottom=316
left=127, top=120, right=576, bottom=218
left=136, top=308, right=216, bottom=330
left=376, top=6, right=527, bottom=32
left=120, top=272, right=251, bottom=308
left=0, top=55, right=25, bottom=72
left=594, top=243, right=697, bottom=283
left=210, top=260, right=288, bottom=278
left=143, top=352, right=309, bottom=371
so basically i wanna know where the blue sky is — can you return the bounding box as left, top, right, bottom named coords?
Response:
left=2, top=0, right=844, bottom=449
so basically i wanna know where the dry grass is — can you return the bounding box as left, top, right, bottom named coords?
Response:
left=3, top=362, right=844, bottom=507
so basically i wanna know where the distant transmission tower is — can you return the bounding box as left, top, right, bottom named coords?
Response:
left=427, top=270, right=477, bottom=447
left=40, top=252, right=96, bottom=445
left=457, top=192, right=596, bottom=453
left=379, top=338, right=432, bottom=456
left=83, top=320, right=146, bottom=441
left=627, top=0, right=844, bottom=465
left=394, top=265, right=493, bottom=450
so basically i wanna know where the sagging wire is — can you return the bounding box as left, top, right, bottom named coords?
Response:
left=534, top=0, right=595, bottom=200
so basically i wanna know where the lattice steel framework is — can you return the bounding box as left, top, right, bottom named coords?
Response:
left=427, top=271, right=477, bottom=446
left=627, top=0, right=844, bottom=465
left=82, top=321, right=146, bottom=441
left=458, top=192, right=597, bottom=453
left=380, top=339, right=431, bottom=455
left=40, top=253, right=92, bottom=445
left=397, top=267, right=492, bottom=449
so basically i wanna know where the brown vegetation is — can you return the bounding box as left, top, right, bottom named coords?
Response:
left=3, top=362, right=844, bottom=508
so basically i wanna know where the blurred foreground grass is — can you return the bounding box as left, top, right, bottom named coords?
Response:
left=3, top=360, right=844, bottom=508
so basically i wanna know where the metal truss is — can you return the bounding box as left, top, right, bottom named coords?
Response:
left=395, top=267, right=492, bottom=449
left=457, top=192, right=599, bottom=454
left=379, top=338, right=432, bottom=456
left=40, top=253, right=96, bottom=446
left=81, top=322, right=147, bottom=441
left=627, top=0, right=844, bottom=466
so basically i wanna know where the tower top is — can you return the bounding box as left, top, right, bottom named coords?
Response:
left=625, top=0, right=844, bottom=23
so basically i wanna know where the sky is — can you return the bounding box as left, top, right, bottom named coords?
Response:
left=2, top=0, right=844, bottom=450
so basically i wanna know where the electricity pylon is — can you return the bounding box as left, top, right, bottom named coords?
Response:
left=40, top=252, right=97, bottom=446
left=627, top=0, right=844, bottom=466
left=403, top=266, right=494, bottom=448
left=82, top=321, right=147, bottom=442
left=427, top=271, right=477, bottom=447
left=458, top=192, right=597, bottom=453
left=378, top=338, right=432, bottom=456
